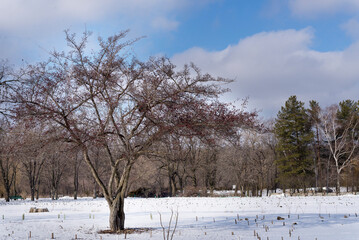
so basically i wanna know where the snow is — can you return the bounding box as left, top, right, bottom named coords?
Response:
left=1, top=195, right=359, bottom=239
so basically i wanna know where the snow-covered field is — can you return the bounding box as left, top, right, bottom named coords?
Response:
left=1, top=195, right=359, bottom=240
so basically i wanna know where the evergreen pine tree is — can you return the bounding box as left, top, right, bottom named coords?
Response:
left=337, top=100, right=359, bottom=133
left=307, top=100, right=322, bottom=191
left=274, top=96, right=314, bottom=192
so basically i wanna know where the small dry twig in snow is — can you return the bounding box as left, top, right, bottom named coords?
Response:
left=159, top=209, right=179, bottom=240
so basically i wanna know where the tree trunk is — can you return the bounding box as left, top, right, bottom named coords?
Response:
left=74, top=168, right=79, bottom=200
left=314, top=156, right=318, bottom=191
left=170, top=176, right=176, bottom=197
left=108, top=164, right=132, bottom=232
left=13, top=170, right=17, bottom=196
left=352, top=167, right=354, bottom=194
left=4, top=186, right=10, bottom=202
left=315, top=126, right=322, bottom=190
left=192, top=175, right=197, bottom=188
left=73, top=154, right=80, bottom=200
left=177, top=175, right=184, bottom=194
left=326, top=158, right=330, bottom=195
left=30, top=176, right=35, bottom=201
left=36, top=187, right=40, bottom=200
left=168, top=171, right=176, bottom=197
left=93, top=179, right=98, bottom=198
left=336, top=174, right=341, bottom=195
left=234, top=183, right=239, bottom=196
left=30, top=187, right=35, bottom=201
left=109, top=196, right=125, bottom=231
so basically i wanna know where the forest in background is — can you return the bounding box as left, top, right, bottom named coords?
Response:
left=1, top=93, right=358, bottom=201
left=0, top=32, right=358, bottom=205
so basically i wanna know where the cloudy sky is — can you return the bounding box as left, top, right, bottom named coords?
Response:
left=1, top=0, right=359, bottom=118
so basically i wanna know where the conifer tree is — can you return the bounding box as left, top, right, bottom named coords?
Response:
left=337, top=100, right=359, bottom=134
left=308, top=100, right=322, bottom=191
left=274, top=96, right=314, bottom=192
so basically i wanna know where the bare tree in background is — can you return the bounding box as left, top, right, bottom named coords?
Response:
left=12, top=30, right=257, bottom=231
left=0, top=125, right=19, bottom=201
left=72, top=149, right=82, bottom=200
left=154, top=135, right=189, bottom=197
left=0, top=62, right=22, bottom=201
left=15, top=124, right=47, bottom=201
left=43, top=142, right=71, bottom=200
left=202, top=144, right=219, bottom=195
left=261, top=125, right=278, bottom=196
left=320, top=104, right=359, bottom=194
left=184, top=138, right=204, bottom=189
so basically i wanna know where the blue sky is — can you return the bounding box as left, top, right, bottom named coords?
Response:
left=1, top=0, right=359, bottom=117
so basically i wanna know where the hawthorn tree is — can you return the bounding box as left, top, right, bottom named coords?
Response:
left=12, top=30, right=257, bottom=231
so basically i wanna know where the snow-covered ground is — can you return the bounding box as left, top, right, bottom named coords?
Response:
left=1, top=195, right=359, bottom=239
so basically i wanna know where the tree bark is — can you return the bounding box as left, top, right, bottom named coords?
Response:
left=36, top=180, right=40, bottom=200
left=73, top=153, right=80, bottom=200
left=93, top=179, right=98, bottom=199
left=177, top=175, right=184, bottom=194
left=4, top=185, right=10, bottom=202
left=107, top=163, right=132, bottom=231
left=109, top=196, right=125, bottom=231
left=30, top=185, right=35, bottom=201
left=170, top=176, right=176, bottom=197
left=74, top=166, right=79, bottom=200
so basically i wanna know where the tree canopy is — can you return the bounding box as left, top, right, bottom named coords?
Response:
left=274, top=95, right=314, bottom=190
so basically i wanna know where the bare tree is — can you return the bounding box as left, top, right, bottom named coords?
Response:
left=184, top=138, right=204, bottom=189
left=202, top=145, right=219, bottom=195
left=71, top=149, right=82, bottom=199
left=43, top=142, right=71, bottom=200
left=154, top=136, right=184, bottom=197
left=0, top=63, right=19, bottom=201
left=15, top=125, right=48, bottom=201
left=320, top=104, right=359, bottom=194
left=261, top=126, right=278, bottom=196
left=12, top=30, right=256, bottom=231
left=0, top=126, right=19, bottom=201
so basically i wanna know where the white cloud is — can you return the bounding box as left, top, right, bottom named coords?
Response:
left=0, top=0, right=215, bottom=63
left=0, top=0, right=188, bottom=32
left=342, top=18, right=359, bottom=40
left=289, top=0, right=359, bottom=17
left=172, top=28, right=359, bottom=117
